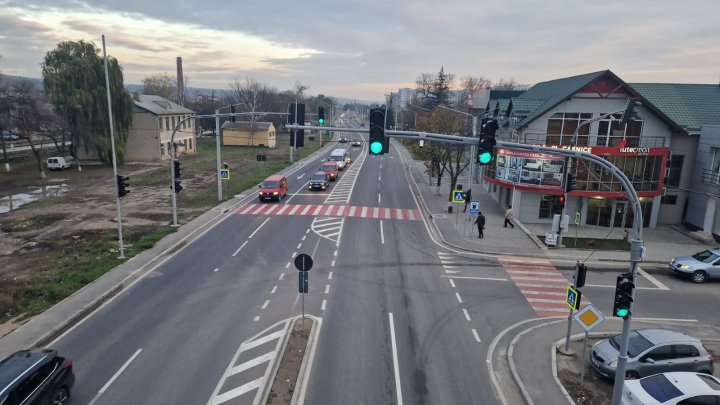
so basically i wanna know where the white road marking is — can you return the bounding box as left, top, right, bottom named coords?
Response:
left=300, top=205, right=312, bottom=215
left=90, top=348, right=142, bottom=405
left=286, top=262, right=291, bottom=269
left=328, top=271, right=333, bottom=279
left=331, top=260, right=336, bottom=267
left=306, top=229, right=310, bottom=234
left=297, top=243, right=302, bottom=249
left=521, top=290, right=566, bottom=296
left=297, top=173, right=305, bottom=179
left=321, top=300, right=327, bottom=311
left=325, top=285, right=330, bottom=294
left=279, top=273, right=285, bottom=281
left=334, top=250, right=338, bottom=256
left=527, top=298, right=564, bottom=304
left=248, top=217, right=271, bottom=239
left=213, top=268, right=219, bottom=272
left=264, top=204, right=278, bottom=215
left=361, top=206, right=368, bottom=217
left=292, top=251, right=297, bottom=258
left=378, top=193, right=381, bottom=204
left=449, top=279, right=456, bottom=288
left=388, top=313, right=404, bottom=405
left=633, top=317, right=698, bottom=323
left=584, top=284, right=665, bottom=290
left=373, top=207, right=379, bottom=218
left=638, top=266, right=670, bottom=290
left=228, top=352, right=275, bottom=376
left=261, top=300, right=269, bottom=309
left=312, top=205, right=323, bottom=215
left=271, top=286, right=277, bottom=294
left=232, top=241, right=248, bottom=257
left=253, top=316, right=260, bottom=321
left=380, top=220, right=385, bottom=245
left=211, top=378, right=263, bottom=404
left=456, top=292, right=463, bottom=303
left=240, top=329, right=286, bottom=351
left=275, top=204, right=290, bottom=215
left=302, top=235, right=307, bottom=241
left=349, top=206, right=357, bottom=216
left=463, top=308, right=471, bottom=321
left=472, top=329, right=481, bottom=343
left=288, top=205, right=302, bottom=215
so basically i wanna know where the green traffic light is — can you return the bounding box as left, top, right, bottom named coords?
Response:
left=370, top=141, right=383, bottom=154
left=319, top=118, right=324, bottom=125
left=616, top=308, right=629, bottom=317
left=478, top=152, right=492, bottom=164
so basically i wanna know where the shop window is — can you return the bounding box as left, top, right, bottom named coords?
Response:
left=666, top=155, right=684, bottom=187
left=539, top=195, right=562, bottom=219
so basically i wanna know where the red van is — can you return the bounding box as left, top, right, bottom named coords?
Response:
left=258, top=175, right=288, bottom=202
left=320, top=161, right=339, bottom=181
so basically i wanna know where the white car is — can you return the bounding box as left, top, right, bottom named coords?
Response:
left=622, top=372, right=720, bottom=404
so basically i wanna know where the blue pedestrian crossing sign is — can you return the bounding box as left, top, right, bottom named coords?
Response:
left=469, top=200, right=480, bottom=214
left=566, top=285, right=582, bottom=311
left=452, top=189, right=465, bottom=203
left=220, top=169, right=230, bottom=180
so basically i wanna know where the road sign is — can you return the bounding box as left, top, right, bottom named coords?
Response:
left=294, top=253, right=313, bottom=272
left=566, top=285, right=582, bottom=311
left=299, top=271, right=308, bottom=293
left=469, top=200, right=480, bottom=214
left=452, top=189, right=465, bottom=203
left=575, top=211, right=581, bottom=225
left=573, top=304, right=605, bottom=332
left=220, top=169, right=230, bottom=180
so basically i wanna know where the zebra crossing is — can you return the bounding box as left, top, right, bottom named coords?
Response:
left=324, top=147, right=366, bottom=205
left=235, top=203, right=422, bottom=221
left=498, top=256, right=591, bottom=317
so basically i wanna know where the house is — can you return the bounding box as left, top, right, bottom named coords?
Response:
left=221, top=121, right=276, bottom=148
left=125, top=93, right=197, bottom=161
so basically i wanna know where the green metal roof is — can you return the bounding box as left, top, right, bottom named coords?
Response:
left=628, top=83, right=720, bottom=134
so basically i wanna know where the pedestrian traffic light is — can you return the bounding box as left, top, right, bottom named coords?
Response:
left=318, top=107, right=325, bottom=126
left=369, top=107, right=385, bottom=155
left=173, top=160, right=182, bottom=179
left=575, top=262, right=587, bottom=288
left=620, top=100, right=641, bottom=124
left=116, top=175, right=129, bottom=199
left=557, top=195, right=565, bottom=212
left=613, top=273, right=635, bottom=319
left=477, top=118, right=498, bottom=165
left=173, top=180, right=183, bottom=194
left=565, top=174, right=576, bottom=193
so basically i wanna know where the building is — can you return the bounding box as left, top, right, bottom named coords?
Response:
left=483, top=70, right=686, bottom=229
left=125, top=93, right=197, bottom=161
left=221, top=121, right=276, bottom=148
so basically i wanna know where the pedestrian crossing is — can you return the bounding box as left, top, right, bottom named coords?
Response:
left=324, top=147, right=366, bottom=205
left=235, top=203, right=422, bottom=221
left=498, top=256, right=593, bottom=317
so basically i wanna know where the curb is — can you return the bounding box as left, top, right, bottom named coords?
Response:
left=290, top=315, right=322, bottom=405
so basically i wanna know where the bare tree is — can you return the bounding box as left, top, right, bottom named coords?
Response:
left=294, top=81, right=308, bottom=98
left=494, top=78, right=519, bottom=90
left=0, top=74, right=11, bottom=172
left=39, top=107, right=71, bottom=156
left=226, top=77, right=271, bottom=145
left=8, top=80, right=47, bottom=179
left=461, top=75, right=492, bottom=94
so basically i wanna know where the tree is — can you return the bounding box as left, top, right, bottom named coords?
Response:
left=6, top=80, right=48, bottom=179
left=142, top=72, right=174, bottom=100
left=294, top=81, right=308, bottom=98
left=461, top=75, right=492, bottom=94
left=494, top=78, right=519, bottom=90
left=41, top=40, right=134, bottom=164
left=0, top=72, right=11, bottom=173
left=417, top=67, right=455, bottom=110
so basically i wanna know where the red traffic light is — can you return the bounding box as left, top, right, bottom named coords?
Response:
left=559, top=195, right=565, bottom=203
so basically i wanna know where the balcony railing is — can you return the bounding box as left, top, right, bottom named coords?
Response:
left=702, top=169, right=720, bottom=186
left=498, top=131, right=667, bottom=148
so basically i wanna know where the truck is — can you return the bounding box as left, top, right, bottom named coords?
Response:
left=46, top=156, right=75, bottom=170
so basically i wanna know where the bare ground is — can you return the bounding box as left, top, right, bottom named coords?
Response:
left=267, top=318, right=313, bottom=405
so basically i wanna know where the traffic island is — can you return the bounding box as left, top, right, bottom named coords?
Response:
left=265, top=317, right=316, bottom=405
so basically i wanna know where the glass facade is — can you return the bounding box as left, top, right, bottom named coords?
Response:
left=571, top=155, right=663, bottom=193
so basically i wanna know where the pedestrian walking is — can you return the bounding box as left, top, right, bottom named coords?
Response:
left=463, top=189, right=472, bottom=212
left=474, top=211, right=486, bottom=238
left=504, top=206, right=515, bottom=228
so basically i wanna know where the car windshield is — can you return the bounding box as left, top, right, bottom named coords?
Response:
left=610, top=330, right=654, bottom=357
left=692, top=250, right=720, bottom=263
left=330, top=156, right=343, bottom=161
left=322, top=165, right=335, bottom=170
left=639, top=374, right=684, bottom=402
left=311, top=174, right=326, bottom=181
left=261, top=181, right=279, bottom=188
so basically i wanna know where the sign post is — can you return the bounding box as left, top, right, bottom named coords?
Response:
left=469, top=200, right=480, bottom=214
left=575, top=211, right=581, bottom=247
left=295, top=254, right=313, bottom=324
left=573, top=305, right=605, bottom=384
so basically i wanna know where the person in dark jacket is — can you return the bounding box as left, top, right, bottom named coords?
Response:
left=474, top=211, right=486, bottom=238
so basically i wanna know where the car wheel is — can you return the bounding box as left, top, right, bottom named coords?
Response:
left=625, top=371, right=639, bottom=380
left=692, top=271, right=707, bottom=284
left=52, top=387, right=69, bottom=405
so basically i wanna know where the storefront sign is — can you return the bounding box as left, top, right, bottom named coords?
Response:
left=494, top=149, right=566, bottom=190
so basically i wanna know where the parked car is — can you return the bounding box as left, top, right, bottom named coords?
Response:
left=320, top=162, right=338, bottom=181
left=46, top=156, right=75, bottom=170
left=669, top=248, right=720, bottom=283
left=590, top=329, right=714, bottom=380
left=2, top=132, right=20, bottom=141
left=622, top=372, right=720, bottom=404
left=308, top=171, right=330, bottom=191
left=0, top=349, right=75, bottom=405
left=258, top=175, right=288, bottom=202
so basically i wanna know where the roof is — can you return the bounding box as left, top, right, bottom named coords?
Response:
left=221, top=121, right=274, bottom=131
left=133, top=94, right=195, bottom=115
left=637, top=329, right=698, bottom=345
left=0, top=350, right=54, bottom=395
left=263, top=175, right=285, bottom=181
left=628, top=83, right=720, bottom=134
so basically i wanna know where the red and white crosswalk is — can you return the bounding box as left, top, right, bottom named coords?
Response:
left=235, top=203, right=422, bottom=221
left=499, top=256, right=592, bottom=317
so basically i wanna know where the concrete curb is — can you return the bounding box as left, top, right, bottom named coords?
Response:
left=290, top=315, right=322, bottom=405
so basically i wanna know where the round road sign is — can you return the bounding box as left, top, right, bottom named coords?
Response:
left=294, top=254, right=313, bottom=272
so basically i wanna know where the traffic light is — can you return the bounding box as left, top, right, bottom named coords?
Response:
left=369, top=107, right=385, bottom=155
left=565, top=174, right=576, bottom=193
left=318, top=107, right=325, bottom=126
left=173, top=160, right=182, bottom=179
left=173, top=180, right=183, bottom=194
left=613, top=273, right=635, bottom=319
left=477, top=118, right=498, bottom=165
left=557, top=195, right=565, bottom=212
left=575, top=262, right=587, bottom=288
left=287, top=103, right=305, bottom=147
left=620, top=100, right=641, bottom=124
left=116, top=175, right=129, bottom=199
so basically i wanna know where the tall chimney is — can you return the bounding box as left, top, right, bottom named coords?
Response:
left=176, top=56, right=185, bottom=106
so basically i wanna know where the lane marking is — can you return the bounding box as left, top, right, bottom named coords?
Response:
left=333, top=250, right=338, bottom=256
left=463, top=308, right=471, bottom=321
left=325, top=285, right=330, bottom=294
left=239, top=204, right=255, bottom=215
left=264, top=205, right=278, bottom=215
left=389, top=313, right=404, bottom=405
left=312, top=205, right=323, bottom=215
left=292, top=252, right=297, bottom=258
left=228, top=352, right=275, bottom=376
left=361, top=206, right=368, bottom=217
left=253, top=316, right=260, bottom=321
left=472, top=329, right=481, bottom=343
left=213, top=268, right=219, bottom=273
left=211, top=378, right=263, bottom=404
left=378, top=193, right=381, bottom=204
left=441, top=275, right=508, bottom=281
left=232, top=241, right=249, bottom=257
left=634, top=317, right=698, bottom=323
left=275, top=204, right=291, bottom=215
left=637, top=266, right=670, bottom=290
left=297, top=173, right=305, bottom=179
left=302, top=235, right=307, bottom=241
left=331, top=260, right=336, bottom=267
left=449, top=279, right=456, bottom=288
left=261, top=300, right=269, bottom=309
left=328, top=271, right=333, bottom=279
left=321, top=300, right=327, bottom=311
left=248, top=217, right=271, bottom=239
left=271, top=286, right=277, bottom=294
left=90, top=348, right=142, bottom=405
left=380, top=220, right=385, bottom=245
left=240, top=329, right=286, bottom=351
left=286, top=262, right=291, bottom=269
left=456, top=292, right=463, bottom=303
left=279, top=273, right=285, bottom=281
left=300, top=205, right=312, bottom=215
left=306, top=229, right=310, bottom=234
left=297, top=243, right=302, bottom=249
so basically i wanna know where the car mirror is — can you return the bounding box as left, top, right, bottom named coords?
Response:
left=258, top=184, right=262, bottom=188
left=644, top=357, right=655, bottom=364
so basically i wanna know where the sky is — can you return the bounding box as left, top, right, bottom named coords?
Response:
left=0, top=0, right=718, bottom=101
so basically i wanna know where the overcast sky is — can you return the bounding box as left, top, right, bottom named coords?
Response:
left=0, top=0, right=718, bottom=101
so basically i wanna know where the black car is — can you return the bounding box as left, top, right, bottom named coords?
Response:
left=338, top=137, right=348, bottom=143
left=309, top=171, right=330, bottom=191
left=351, top=138, right=362, bottom=147
left=0, top=349, right=74, bottom=405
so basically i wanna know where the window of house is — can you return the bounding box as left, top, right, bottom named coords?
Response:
left=172, top=116, right=176, bottom=130
left=160, top=143, right=165, bottom=156
left=545, top=113, right=592, bottom=146
left=666, top=155, right=684, bottom=188
left=661, top=195, right=677, bottom=205
left=165, top=117, right=170, bottom=131
left=597, top=113, right=643, bottom=147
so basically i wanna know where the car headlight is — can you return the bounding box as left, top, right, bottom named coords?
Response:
left=273, top=192, right=279, bottom=195
left=608, top=360, right=617, bottom=368
left=259, top=191, right=263, bottom=195
left=678, top=264, right=689, bottom=269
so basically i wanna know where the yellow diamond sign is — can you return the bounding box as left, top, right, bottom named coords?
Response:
left=572, top=304, right=604, bottom=332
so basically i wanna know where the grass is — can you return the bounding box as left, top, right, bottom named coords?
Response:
left=3, top=213, right=68, bottom=232
left=538, top=235, right=631, bottom=250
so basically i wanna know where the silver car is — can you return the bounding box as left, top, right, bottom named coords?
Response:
left=590, top=329, right=714, bottom=380
left=669, top=248, right=720, bottom=283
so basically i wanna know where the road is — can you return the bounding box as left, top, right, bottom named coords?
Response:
left=47, top=114, right=720, bottom=404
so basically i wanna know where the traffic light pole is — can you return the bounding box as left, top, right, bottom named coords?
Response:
left=101, top=35, right=125, bottom=258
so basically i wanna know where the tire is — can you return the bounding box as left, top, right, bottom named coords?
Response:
left=52, top=387, right=69, bottom=405
left=692, top=271, right=707, bottom=284
left=625, top=371, right=639, bottom=380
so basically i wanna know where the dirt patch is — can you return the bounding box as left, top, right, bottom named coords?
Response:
left=267, top=318, right=313, bottom=405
